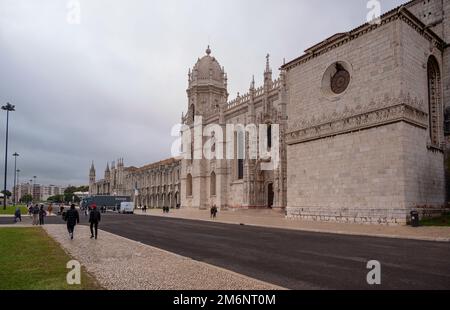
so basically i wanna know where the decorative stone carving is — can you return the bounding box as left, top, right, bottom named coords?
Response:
left=286, top=95, right=428, bottom=145
left=331, top=65, right=350, bottom=94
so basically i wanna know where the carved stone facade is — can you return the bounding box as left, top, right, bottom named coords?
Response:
left=282, top=0, right=449, bottom=224
left=180, top=49, right=287, bottom=210
left=89, top=0, right=449, bottom=223
left=89, top=158, right=181, bottom=208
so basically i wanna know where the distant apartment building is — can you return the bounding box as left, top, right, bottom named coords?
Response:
left=14, top=183, right=67, bottom=202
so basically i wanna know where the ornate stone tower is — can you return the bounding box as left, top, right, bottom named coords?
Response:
left=104, top=163, right=110, bottom=181
left=185, top=45, right=228, bottom=123
left=182, top=46, right=229, bottom=209
left=89, top=161, right=96, bottom=195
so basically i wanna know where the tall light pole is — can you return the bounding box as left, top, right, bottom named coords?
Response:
left=33, top=176, right=37, bottom=202
left=29, top=179, right=32, bottom=203
left=16, top=169, right=20, bottom=204
left=2, top=103, right=15, bottom=210
left=12, top=152, right=19, bottom=207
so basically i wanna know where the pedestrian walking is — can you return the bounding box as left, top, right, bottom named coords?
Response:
left=89, top=204, right=101, bottom=240
left=210, top=205, right=218, bottom=219
left=47, top=204, right=53, bottom=216
left=39, top=205, right=46, bottom=225
left=32, top=204, right=40, bottom=225
left=14, top=207, right=21, bottom=223
left=28, top=205, right=33, bottom=218
left=143, top=205, right=147, bottom=213
left=64, top=204, right=80, bottom=240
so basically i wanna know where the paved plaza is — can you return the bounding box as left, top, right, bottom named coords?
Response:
left=135, top=208, right=450, bottom=242
left=44, top=224, right=281, bottom=290
left=4, top=212, right=448, bottom=290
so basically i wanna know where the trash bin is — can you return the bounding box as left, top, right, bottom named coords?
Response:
left=410, top=211, right=420, bottom=227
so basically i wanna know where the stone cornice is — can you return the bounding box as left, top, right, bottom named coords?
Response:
left=286, top=98, right=428, bottom=145
left=282, top=6, right=445, bottom=71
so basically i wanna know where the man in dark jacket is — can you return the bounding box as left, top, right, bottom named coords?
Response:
left=64, top=204, right=80, bottom=240
left=89, top=204, right=101, bottom=239
left=38, top=205, right=46, bottom=225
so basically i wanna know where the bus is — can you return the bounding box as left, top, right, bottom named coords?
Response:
left=81, top=195, right=131, bottom=211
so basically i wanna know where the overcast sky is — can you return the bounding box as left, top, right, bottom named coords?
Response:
left=0, top=0, right=406, bottom=187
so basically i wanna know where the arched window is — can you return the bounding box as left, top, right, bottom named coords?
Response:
left=186, top=173, right=192, bottom=197
left=267, top=124, right=272, bottom=149
left=191, top=104, right=195, bottom=123
left=211, top=131, right=216, bottom=153
left=210, top=172, right=216, bottom=196
left=427, top=56, right=442, bottom=147
left=236, top=130, right=244, bottom=180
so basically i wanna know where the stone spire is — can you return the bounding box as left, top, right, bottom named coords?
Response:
left=250, top=75, right=255, bottom=91
left=264, top=53, right=273, bottom=90
left=105, top=162, right=110, bottom=180
left=89, top=161, right=96, bottom=194
left=206, top=45, right=211, bottom=56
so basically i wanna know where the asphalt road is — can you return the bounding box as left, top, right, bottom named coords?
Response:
left=2, top=213, right=450, bottom=289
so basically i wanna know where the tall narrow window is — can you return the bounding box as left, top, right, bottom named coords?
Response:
left=427, top=56, right=442, bottom=147
left=237, top=131, right=244, bottom=180
left=210, top=172, right=216, bottom=196
left=186, top=173, right=192, bottom=197
left=267, top=124, right=272, bottom=149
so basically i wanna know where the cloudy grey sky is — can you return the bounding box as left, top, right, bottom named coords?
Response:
left=0, top=0, right=405, bottom=187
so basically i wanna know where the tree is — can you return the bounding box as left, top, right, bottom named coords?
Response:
left=47, top=195, right=64, bottom=203
left=76, top=185, right=89, bottom=192
left=64, top=186, right=78, bottom=195
left=20, top=194, right=33, bottom=204
left=1, top=190, right=12, bottom=198
left=63, top=192, right=80, bottom=204
left=62, top=185, right=87, bottom=204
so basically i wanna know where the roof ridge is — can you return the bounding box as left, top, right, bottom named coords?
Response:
left=282, top=1, right=444, bottom=70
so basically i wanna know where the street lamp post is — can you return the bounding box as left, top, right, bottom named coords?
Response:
left=29, top=179, right=32, bottom=203
left=12, top=152, right=19, bottom=207
left=16, top=169, right=20, bottom=204
left=2, top=103, right=15, bottom=210
left=33, top=176, right=37, bottom=202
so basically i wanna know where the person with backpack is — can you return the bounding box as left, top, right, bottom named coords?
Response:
left=64, top=204, right=80, bottom=240
left=14, top=207, right=21, bottom=223
left=32, top=204, right=40, bottom=225
left=88, top=204, right=101, bottom=240
left=38, top=205, right=46, bottom=225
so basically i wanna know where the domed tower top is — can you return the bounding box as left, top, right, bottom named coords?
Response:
left=188, top=46, right=227, bottom=88
left=185, top=46, right=228, bottom=125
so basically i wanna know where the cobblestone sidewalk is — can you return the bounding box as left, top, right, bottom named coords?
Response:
left=43, top=224, right=283, bottom=290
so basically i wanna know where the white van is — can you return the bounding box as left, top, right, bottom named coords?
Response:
left=119, top=202, right=134, bottom=214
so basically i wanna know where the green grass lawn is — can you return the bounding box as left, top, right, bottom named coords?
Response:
left=420, top=213, right=450, bottom=227
left=0, top=227, right=101, bottom=290
left=0, top=205, right=29, bottom=215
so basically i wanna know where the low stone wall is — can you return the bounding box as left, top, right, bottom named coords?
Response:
left=286, top=207, right=410, bottom=225
left=286, top=206, right=450, bottom=225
